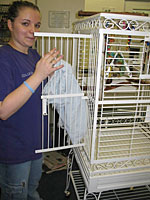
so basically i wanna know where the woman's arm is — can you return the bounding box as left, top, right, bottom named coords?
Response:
left=0, top=48, right=63, bottom=120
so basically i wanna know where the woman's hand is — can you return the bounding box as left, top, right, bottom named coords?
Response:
left=34, top=48, right=64, bottom=81
left=0, top=48, right=64, bottom=120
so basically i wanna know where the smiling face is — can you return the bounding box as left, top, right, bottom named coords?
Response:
left=8, top=7, right=41, bottom=54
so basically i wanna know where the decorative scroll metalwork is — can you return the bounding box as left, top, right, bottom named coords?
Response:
left=74, top=13, right=150, bottom=32
left=91, top=158, right=150, bottom=177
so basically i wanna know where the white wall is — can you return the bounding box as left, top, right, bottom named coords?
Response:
left=37, top=0, right=85, bottom=33
left=125, top=1, right=150, bottom=15
left=84, top=0, right=150, bottom=15
left=85, top=0, right=124, bottom=12
left=0, top=0, right=35, bottom=4
left=0, top=0, right=12, bottom=4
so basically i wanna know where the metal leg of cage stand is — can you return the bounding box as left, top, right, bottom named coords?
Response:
left=84, top=188, right=102, bottom=200
left=64, top=148, right=75, bottom=196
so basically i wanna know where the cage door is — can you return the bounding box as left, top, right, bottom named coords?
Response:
left=34, top=32, right=92, bottom=153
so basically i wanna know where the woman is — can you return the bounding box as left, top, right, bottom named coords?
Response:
left=0, top=1, right=63, bottom=199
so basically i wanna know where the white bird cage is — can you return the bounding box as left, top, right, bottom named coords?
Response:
left=35, top=13, right=150, bottom=199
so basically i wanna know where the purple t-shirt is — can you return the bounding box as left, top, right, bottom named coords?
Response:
left=0, top=45, right=42, bottom=164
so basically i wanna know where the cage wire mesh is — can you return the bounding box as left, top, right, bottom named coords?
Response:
left=35, top=32, right=93, bottom=153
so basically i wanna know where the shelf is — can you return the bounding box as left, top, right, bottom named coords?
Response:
left=0, top=4, right=10, bottom=45
left=70, top=170, right=150, bottom=200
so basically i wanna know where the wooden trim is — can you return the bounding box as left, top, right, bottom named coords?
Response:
left=77, top=10, right=148, bottom=17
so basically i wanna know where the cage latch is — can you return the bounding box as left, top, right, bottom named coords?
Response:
left=42, top=98, right=48, bottom=115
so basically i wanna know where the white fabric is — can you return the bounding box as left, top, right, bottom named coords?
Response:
left=43, top=60, right=88, bottom=144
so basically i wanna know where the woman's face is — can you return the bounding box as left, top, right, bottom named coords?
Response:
left=8, top=7, right=41, bottom=54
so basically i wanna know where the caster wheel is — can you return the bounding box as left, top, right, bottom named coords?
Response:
left=64, top=190, right=70, bottom=197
